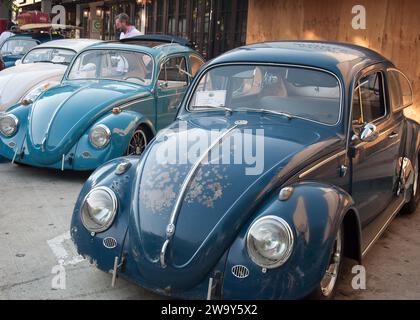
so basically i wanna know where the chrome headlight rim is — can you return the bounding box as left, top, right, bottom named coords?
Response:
left=89, top=124, right=111, bottom=149
left=0, top=114, right=19, bottom=137
left=246, top=215, right=294, bottom=269
left=80, top=186, right=118, bottom=233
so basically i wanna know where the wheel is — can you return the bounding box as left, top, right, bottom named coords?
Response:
left=308, top=226, right=344, bottom=300
left=403, top=155, right=419, bottom=214
left=125, top=126, right=150, bottom=156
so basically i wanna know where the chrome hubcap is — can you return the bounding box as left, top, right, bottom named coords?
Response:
left=127, top=130, right=147, bottom=156
left=320, top=229, right=342, bottom=297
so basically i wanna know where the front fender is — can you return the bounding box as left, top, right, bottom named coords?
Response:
left=73, top=110, right=155, bottom=170
left=222, top=182, right=358, bottom=300
left=71, top=157, right=140, bottom=271
left=0, top=104, right=30, bottom=161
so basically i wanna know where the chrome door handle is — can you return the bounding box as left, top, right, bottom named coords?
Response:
left=388, top=132, right=399, bottom=139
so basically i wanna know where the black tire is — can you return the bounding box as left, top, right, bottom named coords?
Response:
left=125, top=125, right=151, bottom=157
left=307, top=225, right=344, bottom=300
left=403, top=155, right=419, bottom=215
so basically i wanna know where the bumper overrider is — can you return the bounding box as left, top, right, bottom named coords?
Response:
left=70, top=155, right=340, bottom=300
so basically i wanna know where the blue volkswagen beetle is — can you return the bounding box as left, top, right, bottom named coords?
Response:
left=70, top=41, right=419, bottom=299
left=0, top=36, right=204, bottom=170
left=0, top=33, right=64, bottom=68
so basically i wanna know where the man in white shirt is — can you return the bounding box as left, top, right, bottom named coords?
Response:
left=115, top=13, right=142, bottom=40
left=0, top=22, right=16, bottom=47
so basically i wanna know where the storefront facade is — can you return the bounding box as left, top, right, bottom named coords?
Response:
left=143, top=0, right=248, bottom=59
left=13, top=0, right=248, bottom=59
left=76, top=0, right=248, bottom=59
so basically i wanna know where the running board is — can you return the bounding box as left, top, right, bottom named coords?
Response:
left=362, top=198, right=406, bottom=258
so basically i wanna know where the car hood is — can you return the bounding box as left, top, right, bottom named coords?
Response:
left=26, top=80, right=151, bottom=164
left=0, top=63, right=65, bottom=111
left=128, top=113, right=343, bottom=290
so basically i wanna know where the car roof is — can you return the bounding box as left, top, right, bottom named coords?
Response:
left=86, top=41, right=196, bottom=61
left=34, top=39, right=103, bottom=52
left=208, top=41, right=391, bottom=81
left=6, top=33, right=63, bottom=43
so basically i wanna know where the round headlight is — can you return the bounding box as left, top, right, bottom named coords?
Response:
left=81, top=187, right=118, bottom=232
left=247, top=216, right=294, bottom=269
left=0, top=114, right=18, bottom=137
left=89, top=124, right=111, bottom=148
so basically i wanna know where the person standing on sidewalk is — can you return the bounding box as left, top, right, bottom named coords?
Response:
left=0, top=22, right=17, bottom=46
left=115, top=13, right=141, bottom=40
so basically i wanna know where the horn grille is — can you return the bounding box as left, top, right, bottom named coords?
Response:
left=103, top=237, right=118, bottom=249
left=231, top=265, right=250, bottom=279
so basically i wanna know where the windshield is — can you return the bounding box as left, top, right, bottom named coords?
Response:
left=189, top=65, right=341, bottom=125
left=23, top=47, right=76, bottom=65
left=1, top=39, right=38, bottom=56
left=67, top=49, right=154, bottom=86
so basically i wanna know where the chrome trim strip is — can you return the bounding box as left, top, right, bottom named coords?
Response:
left=159, top=239, right=170, bottom=268
left=159, top=124, right=239, bottom=268
left=40, top=84, right=88, bottom=144
left=118, top=94, right=154, bottom=110
left=299, top=150, right=347, bottom=179
left=362, top=198, right=405, bottom=258
left=185, top=62, right=344, bottom=127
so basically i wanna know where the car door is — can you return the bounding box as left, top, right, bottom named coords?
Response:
left=349, top=67, right=404, bottom=249
left=155, top=55, right=189, bottom=131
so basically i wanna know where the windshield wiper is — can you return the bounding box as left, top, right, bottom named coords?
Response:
left=34, top=60, right=68, bottom=65
left=235, top=107, right=295, bottom=120
left=193, top=105, right=233, bottom=114
left=34, top=60, right=54, bottom=64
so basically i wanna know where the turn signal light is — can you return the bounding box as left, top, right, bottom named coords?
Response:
left=112, top=107, right=122, bottom=114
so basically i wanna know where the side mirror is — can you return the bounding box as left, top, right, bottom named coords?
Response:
left=15, top=59, right=22, bottom=66
left=359, top=123, right=379, bottom=142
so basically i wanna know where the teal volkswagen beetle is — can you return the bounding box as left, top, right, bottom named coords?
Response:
left=0, top=36, right=204, bottom=170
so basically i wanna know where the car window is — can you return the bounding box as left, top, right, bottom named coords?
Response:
left=67, top=49, right=153, bottom=86
left=189, top=65, right=341, bottom=125
left=190, top=54, right=205, bottom=77
left=1, top=39, right=38, bottom=56
left=158, top=56, right=188, bottom=89
left=388, top=69, right=413, bottom=111
left=355, top=72, right=386, bottom=124
left=23, top=48, right=76, bottom=65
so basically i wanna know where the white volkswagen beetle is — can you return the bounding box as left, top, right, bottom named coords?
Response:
left=0, top=38, right=101, bottom=112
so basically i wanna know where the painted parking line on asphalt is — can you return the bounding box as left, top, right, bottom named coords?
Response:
left=47, top=231, right=84, bottom=266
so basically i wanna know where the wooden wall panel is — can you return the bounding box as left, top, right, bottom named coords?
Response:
left=247, top=0, right=419, bottom=121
